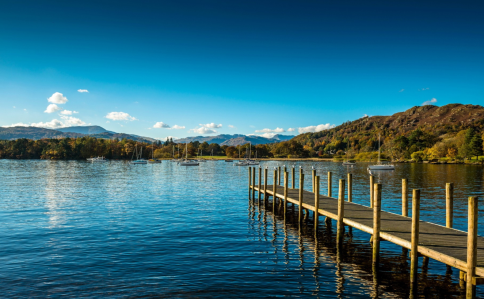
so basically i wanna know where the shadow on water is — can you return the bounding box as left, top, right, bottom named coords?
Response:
left=250, top=197, right=466, bottom=298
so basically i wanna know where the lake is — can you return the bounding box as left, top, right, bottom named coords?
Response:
left=1, top=160, right=483, bottom=298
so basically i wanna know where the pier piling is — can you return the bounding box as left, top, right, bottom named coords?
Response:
left=402, top=178, right=408, bottom=216
left=328, top=171, right=332, bottom=197
left=446, top=183, right=454, bottom=228
left=410, top=189, right=420, bottom=296
left=314, top=176, right=320, bottom=230
left=299, top=172, right=305, bottom=223
left=370, top=175, right=374, bottom=208
left=372, top=183, right=382, bottom=268
left=337, top=179, right=345, bottom=246
left=467, top=196, right=478, bottom=298
left=347, top=173, right=352, bottom=202
left=273, top=169, right=277, bottom=214
left=263, top=168, right=268, bottom=206
left=258, top=167, right=262, bottom=202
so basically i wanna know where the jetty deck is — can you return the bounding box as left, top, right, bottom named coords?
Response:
left=248, top=165, right=482, bottom=298
left=254, top=184, right=484, bottom=277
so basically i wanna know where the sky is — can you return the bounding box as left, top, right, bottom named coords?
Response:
left=0, top=0, right=483, bottom=140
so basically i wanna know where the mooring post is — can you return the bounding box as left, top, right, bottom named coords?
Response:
left=252, top=167, right=256, bottom=199
left=314, top=176, right=320, bottom=230
left=328, top=171, right=332, bottom=197
left=370, top=175, right=374, bottom=208
left=347, top=173, right=353, bottom=202
left=263, top=168, right=268, bottom=206
left=278, top=166, right=281, bottom=185
left=337, top=179, right=346, bottom=246
left=311, top=168, right=316, bottom=192
left=298, top=172, right=305, bottom=223
left=466, top=196, right=478, bottom=298
left=284, top=172, right=288, bottom=217
left=258, top=167, right=262, bottom=202
left=402, top=178, right=408, bottom=216
left=410, top=189, right=421, bottom=296
left=446, top=183, right=454, bottom=228
left=273, top=169, right=277, bottom=214
left=373, top=183, right=382, bottom=270
left=291, top=166, right=295, bottom=189
left=248, top=167, right=252, bottom=200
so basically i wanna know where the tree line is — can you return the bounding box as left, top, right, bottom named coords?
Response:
left=0, top=137, right=311, bottom=160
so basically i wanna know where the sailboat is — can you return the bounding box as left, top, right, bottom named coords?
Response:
left=179, top=143, right=199, bottom=166
left=247, top=143, right=259, bottom=165
left=368, top=134, right=395, bottom=170
left=198, top=148, right=206, bottom=162
left=235, top=146, right=249, bottom=166
left=342, top=140, right=356, bottom=166
left=130, top=145, right=148, bottom=164
left=148, top=142, right=162, bottom=163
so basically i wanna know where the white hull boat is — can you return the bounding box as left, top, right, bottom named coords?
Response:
left=368, top=164, right=395, bottom=170
left=367, top=134, right=395, bottom=171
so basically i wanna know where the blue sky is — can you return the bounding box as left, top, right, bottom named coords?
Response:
left=1, top=0, right=483, bottom=140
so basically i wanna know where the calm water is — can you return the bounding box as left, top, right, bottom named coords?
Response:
left=1, top=160, right=484, bottom=298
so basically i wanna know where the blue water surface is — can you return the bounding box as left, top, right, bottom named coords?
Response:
left=1, top=160, right=483, bottom=298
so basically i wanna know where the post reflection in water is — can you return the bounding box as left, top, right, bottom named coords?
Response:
left=255, top=184, right=466, bottom=298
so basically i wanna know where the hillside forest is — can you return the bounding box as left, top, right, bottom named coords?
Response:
left=0, top=104, right=483, bottom=162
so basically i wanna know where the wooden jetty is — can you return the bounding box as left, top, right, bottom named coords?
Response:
left=248, top=167, right=482, bottom=298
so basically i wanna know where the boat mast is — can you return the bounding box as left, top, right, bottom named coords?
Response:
left=378, top=134, right=381, bottom=164
left=185, top=143, right=188, bottom=160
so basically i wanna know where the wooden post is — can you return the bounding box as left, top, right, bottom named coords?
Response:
left=314, top=176, right=320, bottom=230
left=278, top=166, right=281, bottom=185
left=466, top=196, right=478, bottom=298
left=263, top=168, right=268, bottom=205
left=337, top=179, right=345, bottom=246
left=248, top=167, right=252, bottom=200
left=311, top=169, right=316, bottom=192
left=373, top=183, right=382, bottom=268
left=273, top=169, right=277, bottom=214
left=292, top=167, right=295, bottom=189
left=258, top=167, right=262, bottom=202
left=410, top=189, right=420, bottom=294
left=446, top=183, right=454, bottom=228
left=252, top=167, right=256, bottom=199
left=298, top=173, right=305, bottom=223
left=370, top=175, right=374, bottom=208
left=327, top=171, right=332, bottom=197
left=402, top=178, right=408, bottom=216
left=347, top=173, right=352, bottom=202
left=284, top=172, right=288, bottom=216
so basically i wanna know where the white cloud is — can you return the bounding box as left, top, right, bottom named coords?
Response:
left=77, top=89, right=89, bottom=93
left=29, top=116, right=86, bottom=129
left=190, top=127, right=217, bottom=134
left=60, top=110, right=78, bottom=115
left=200, top=123, right=222, bottom=128
left=298, top=123, right=335, bottom=134
left=422, top=98, right=437, bottom=106
left=2, top=122, right=29, bottom=127
left=399, top=89, right=405, bottom=92
left=255, top=127, right=285, bottom=133
left=23, top=109, right=27, bottom=111
left=105, top=112, right=137, bottom=121
left=171, top=125, right=185, bottom=129
left=45, top=104, right=61, bottom=113
left=362, top=114, right=368, bottom=118
left=13, top=106, right=16, bottom=108
left=228, top=125, right=235, bottom=129
left=153, top=122, right=170, bottom=128
left=47, top=92, right=68, bottom=104
left=259, top=133, right=278, bottom=138
left=418, top=87, right=430, bottom=91
left=287, top=128, right=295, bottom=132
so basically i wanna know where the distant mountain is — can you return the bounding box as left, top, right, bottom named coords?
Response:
left=176, top=134, right=294, bottom=146
left=0, top=126, right=84, bottom=140
left=56, top=125, right=115, bottom=135
left=0, top=126, right=154, bottom=143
